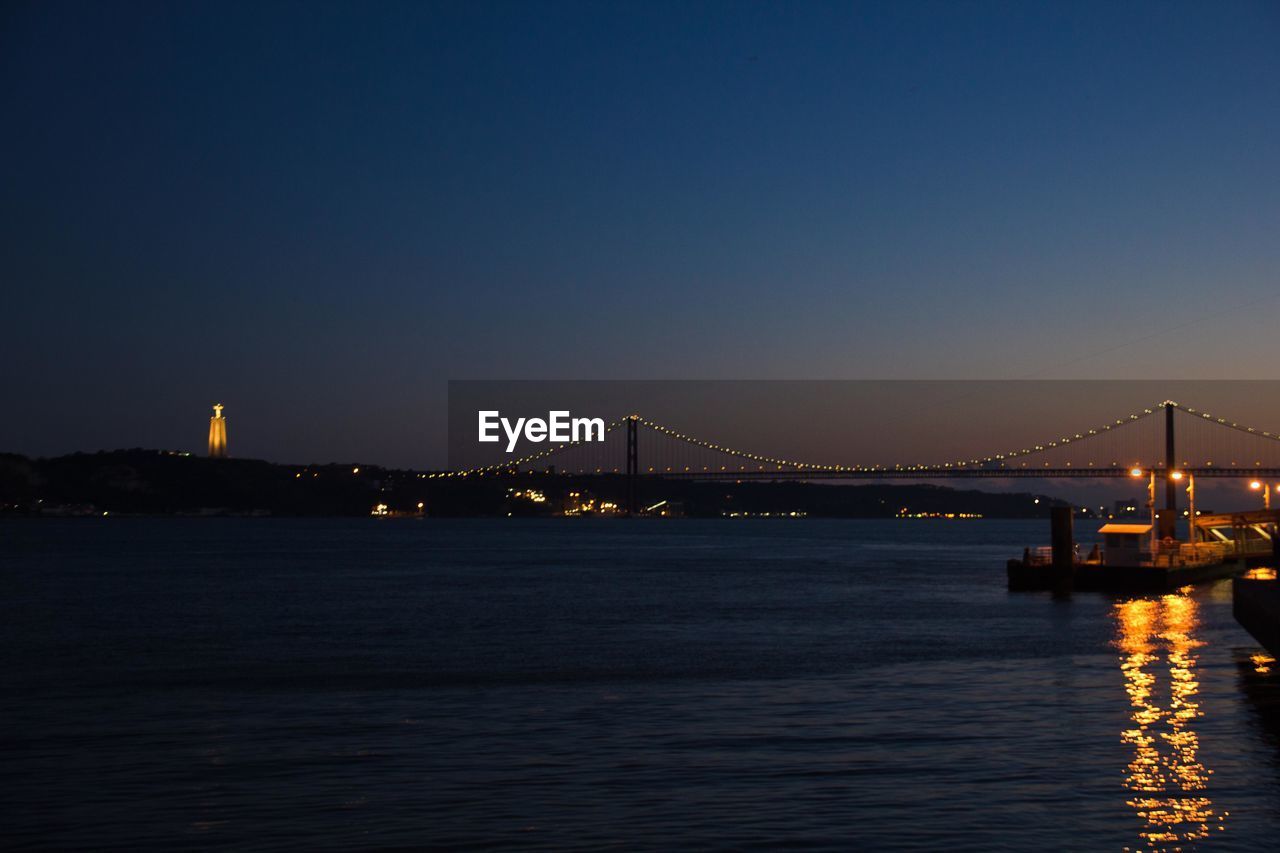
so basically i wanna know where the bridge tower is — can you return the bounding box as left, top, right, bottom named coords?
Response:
left=1164, top=402, right=1176, bottom=512
left=208, top=403, right=228, bottom=458
left=626, top=415, right=638, bottom=516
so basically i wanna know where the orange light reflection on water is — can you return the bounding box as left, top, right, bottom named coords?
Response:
left=1114, top=594, right=1226, bottom=851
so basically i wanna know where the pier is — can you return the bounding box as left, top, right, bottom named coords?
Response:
left=1008, top=512, right=1278, bottom=593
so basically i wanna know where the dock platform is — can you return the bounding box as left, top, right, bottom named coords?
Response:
left=1008, top=557, right=1243, bottom=592
left=1010, top=507, right=1276, bottom=593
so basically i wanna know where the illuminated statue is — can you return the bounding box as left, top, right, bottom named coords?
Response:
left=208, top=403, right=228, bottom=458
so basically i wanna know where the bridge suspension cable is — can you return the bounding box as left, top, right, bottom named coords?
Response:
left=439, top=401, right=1280, bottom=478
left=635, top=407, right=1167, bottom=473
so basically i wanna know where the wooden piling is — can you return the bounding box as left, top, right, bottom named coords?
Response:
left=1051, top=506, right=1074, bottom=596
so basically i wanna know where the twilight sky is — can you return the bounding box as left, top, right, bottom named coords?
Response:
left=2, top=1, right=1278, bottom=467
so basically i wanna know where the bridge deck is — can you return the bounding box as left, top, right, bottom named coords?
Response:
left=659, top=467, right=1280, bottom=480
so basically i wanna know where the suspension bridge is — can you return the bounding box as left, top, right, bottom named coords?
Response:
left=442, top=401, right=1280, bottom=486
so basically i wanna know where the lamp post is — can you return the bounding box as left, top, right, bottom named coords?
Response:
left=1254, top=481, right=1279, bottom=561
left=1171, top=470, right=1185, bottom=544
left=1132, top=466, right=1156, bottom=552
left=1184, top=472, right=1196, bottom=543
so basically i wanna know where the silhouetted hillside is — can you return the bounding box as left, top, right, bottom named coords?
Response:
left=0, top=450, right=1070, bottom=518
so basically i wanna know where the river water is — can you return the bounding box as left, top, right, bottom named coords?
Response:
left=2, top=519, right=1278, bottom=850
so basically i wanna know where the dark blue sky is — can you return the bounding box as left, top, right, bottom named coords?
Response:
left=3, top=1, right=1278, bottom=466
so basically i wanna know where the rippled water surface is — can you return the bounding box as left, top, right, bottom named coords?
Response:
left=3, top=518, right=1280, bottom=850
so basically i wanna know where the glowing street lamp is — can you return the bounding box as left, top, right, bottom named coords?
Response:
left=1131, top=466, right=1157, bottom=550
left=1169, top=470, right=1189, bottom=543
left=1251, top=480, right=1271, bottom=510
left=1183, top=472, right=1196, bottom=543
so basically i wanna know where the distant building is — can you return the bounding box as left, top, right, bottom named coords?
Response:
left=1114, top=499, right=1139, bottom=518
left=208, top=403, right=228, bottom=458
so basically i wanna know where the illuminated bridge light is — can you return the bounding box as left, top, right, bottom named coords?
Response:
left=449, top=402, right=1280, bottom=480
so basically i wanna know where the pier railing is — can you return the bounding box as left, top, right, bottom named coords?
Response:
left=1020, top=540, right=1231, bottom=569
left=1153, top=540, right=1228, bottom=568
